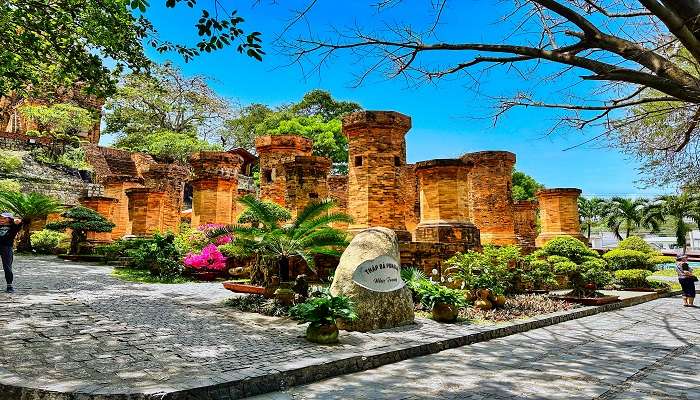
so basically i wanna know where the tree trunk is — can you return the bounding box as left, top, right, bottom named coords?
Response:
left=279, top=257, right=290, bottom=282
left=587, top=224, right=591, bottom=240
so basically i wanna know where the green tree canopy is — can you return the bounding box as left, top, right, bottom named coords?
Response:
left=643, top=193, right=700, bottom=253
left=47, top=206, right=115, bottom=255
left=0, top=191, right=63, bottom=251
left=512, top=170, right=543, bottom=201
left=578, top=197, right=607, bottom=240
left=1, top=0, right=262, bottom=98
left=104, top=64, right=229, bottom=161
left=19, top=103, right=96, bottom=139
left=225, top=89, right=362, bottom=173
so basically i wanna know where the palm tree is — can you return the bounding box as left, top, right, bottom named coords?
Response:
left=578, top=197, right=606, bottom=240
left=0, top=191, right=63, bottom=251
left=643, top=194, right=700, bottom=254
left=210, top=195, right=352, bottom=284
left=602, top=197, right=653, bottom=240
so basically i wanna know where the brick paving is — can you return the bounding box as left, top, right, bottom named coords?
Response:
left=253, top=296, right=700, bottom=399
left=0, top=256, right=692, bottom=399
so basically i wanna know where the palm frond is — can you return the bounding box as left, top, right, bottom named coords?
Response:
left=292, top=212, right=353, bottom=239
left=238, top=195, right=282, bottom=230
left=292, top=199, right=336, bottom=229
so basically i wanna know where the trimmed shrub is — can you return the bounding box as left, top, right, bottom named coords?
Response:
left=0, top=179, right=21, bottom=193
left=614, top=269, right=652, bottom=288
left=0, top=150, right=22, bottom=173
left=617, top=236, right=655, bottom=253
left=604, top=236, right=673, bottom=270
left=30, top=229, right=66, bottom=254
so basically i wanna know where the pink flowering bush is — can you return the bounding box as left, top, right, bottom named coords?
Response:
left=184, top=244, right=227, bottom=272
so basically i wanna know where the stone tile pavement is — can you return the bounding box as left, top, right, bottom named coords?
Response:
left=252, top=296, right=700, bottom=399
left=0, top=256, right=691, bottom=399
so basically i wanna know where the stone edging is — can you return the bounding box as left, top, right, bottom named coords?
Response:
left=0, top=290, right=682, bottom=400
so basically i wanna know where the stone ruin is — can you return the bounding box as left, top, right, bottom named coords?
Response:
left=31, top=110, right=586, bottom=277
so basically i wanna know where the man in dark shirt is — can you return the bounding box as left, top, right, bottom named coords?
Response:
left=0, top=212, right=22, bottom=293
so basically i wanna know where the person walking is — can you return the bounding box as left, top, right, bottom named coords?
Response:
left=676, top=255, right=697, bottom=307
left=0, top=212, right=22, bottom=293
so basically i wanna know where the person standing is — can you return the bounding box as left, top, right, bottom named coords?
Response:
left=0, top=212, right=22, bottom=293
left=676, top=255, right=697, bottom=307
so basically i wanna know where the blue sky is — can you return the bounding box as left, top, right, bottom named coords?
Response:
left=126, top=1, right=673, bottom=198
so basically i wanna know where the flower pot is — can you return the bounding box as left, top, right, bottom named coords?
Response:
left=306, top=323, right=339, bottom=344
left=493, top=294, right=507, bottom=307
left=477, top=289, right=491, bottom=299
left=474, top=298, right=493, bottom=310
left=432, top=303, right=459, bottom=322
left=192, top=271, right=218, bottom=281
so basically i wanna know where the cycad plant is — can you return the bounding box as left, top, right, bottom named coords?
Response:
left=643, top=194, right=700, bottom=254
left=0, top=190, right=63, bottom=251
left=210, top=195, right=352, bottom=284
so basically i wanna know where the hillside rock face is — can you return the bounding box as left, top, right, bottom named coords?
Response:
left=330, top=227, right=414, bottom=332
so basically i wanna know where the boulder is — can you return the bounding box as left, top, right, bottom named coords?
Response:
left=330, top=227, right=414, bottom=332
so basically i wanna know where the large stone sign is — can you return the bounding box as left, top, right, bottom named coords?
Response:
left=330, top=227, right=415, bottom=332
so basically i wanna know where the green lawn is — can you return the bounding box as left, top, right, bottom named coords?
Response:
left=652, top=269, right=677, bottom=278
left=111, top=267, right=198, bottom=284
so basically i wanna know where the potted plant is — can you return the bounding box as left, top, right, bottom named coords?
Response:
left=415, top=280, right=467, bottom=322
left=289, top=291, right=357, bottom=344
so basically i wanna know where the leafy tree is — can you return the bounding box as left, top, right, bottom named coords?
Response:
left=1, top=0, right=262, bottom=97
left=603, top=197, right=655, bottom=240
left=19, top=103, right=96, bottom=138
left=281, top=1, right=700, bottom=188
left=512, top=170, right=543, bottom=201
left=578, top=197, right=607, bottom=240
left=123, top=129, right=222, bottom=163
left=225, top=90, right=361, bottom=172
left=643, top=193, right=700, bottom=253
left=209, top=195, right=352, bottom=285
left=0, top=191, right=63, bottom=251
left=105, top=64, right=233, bottom=141
left=46, top=206, right=115, bottom=255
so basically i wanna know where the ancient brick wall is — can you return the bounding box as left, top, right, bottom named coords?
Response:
left=461, top=151, right=518, bottom=245
left=103, top=178, right=143, bottom=240
left=535, top=188, right=587, bottom=247
left=513, top=200, right=538, bottom=249
left=142, top=164, right=189, bottom=234
left=126, top=188, right=167, bottom=236
left=281, top=155, right=331, bottom=217
left=399, top=241, right=479, bottom=277
left=414, top=159, right=480, bottom=245
left=400, top=164, right=420, bottom=236
left=189, top=151, right=243, bottom=226
left=256, top=135, right=313, bottom=206
left=344, top=111, right=412, bottom=241
left=328, top=175, right=349, bottom=230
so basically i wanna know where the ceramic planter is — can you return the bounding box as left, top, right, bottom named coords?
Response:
left=474, top=298, right=493, bottom=310
left=222, top=282, right=266, bottom=295
left=432, top=303, right=459, bottom=322
left=274, top=288, right=295, bottom=306
left=493, top=294, right=507, bottom=307
left=306, top=323, right=339, bottom=344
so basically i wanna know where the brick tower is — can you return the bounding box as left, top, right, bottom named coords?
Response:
left=255, top=135, right=313, bottom=206
left=414, top=159, right=480, bottom=245
left=189, top=151, right=243, bottom=226
left=513, top=200, right=539, bottom=249
left=461, top=151, right=518, bottom=245
left=344, top=111, right=412, bottom=241
left=535, top=188, right=588, bottom=247
left=281, top=155, right=331, bottom=217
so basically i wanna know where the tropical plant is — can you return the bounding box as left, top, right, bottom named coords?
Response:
left=208, top=195, right=352, bottom=285
left=520, top=259, right=558, bottom=291
left=603, top=197, right=656, bottom=240
left=614, top=269, right=652, bottom=289
left=413, top=279, right=467, bottom=308
left=183, top=244, right=227, bottom=272
left=445, top=245, right=522, bottom=295
left=0, top=190, right=63, bottom=251
left=534, top=236, right=611, bottom=297
left=46, top=206, right=115, bottom=255
left=578, top=197, right=607, bottom=240
left=29, top=229, right=66, bottom=254
left=237, top=200, right=291, bottom=225
left=289, top=290, right=357, bottom=327
left=643, top=194, right=700, bottom=253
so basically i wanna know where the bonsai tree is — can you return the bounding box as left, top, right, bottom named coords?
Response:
left=46, top=206, right=115, bottom=255
left=289, top=290, right=357, bottom=344
left=209, top=195, right=352, bottom=285
left=533, top=236, right=612, bottom=298
left=0, top=190, right=63, bottom=251
left=603, top=236, right=674, bottom=271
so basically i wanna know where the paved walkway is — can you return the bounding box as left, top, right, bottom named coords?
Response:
left=253, top=296, right=700, bottom=399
